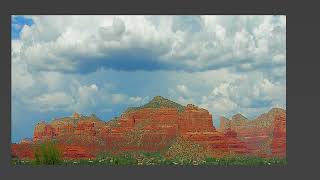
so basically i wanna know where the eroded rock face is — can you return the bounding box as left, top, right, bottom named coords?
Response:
left=219, top=108, right=286, bottom=157
left=11, top=143, right=34, bottom=159
left=103, top=101, right=246, bottom=156
left=33, top=114, right=107, bottom=142
left=61, top=145, right=96, bottom=159
left=180, top=104, right=215, bottom=132
left=104, top=105, right=215, bottom=153
left=33, top=122, right=56, bottom=142
left=272, top=112, right=286, bottom=157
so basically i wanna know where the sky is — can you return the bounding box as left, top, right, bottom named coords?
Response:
left=11, top=15, right=286, bottom=143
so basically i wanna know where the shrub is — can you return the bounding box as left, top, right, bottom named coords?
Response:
left=34, top=141, right=62, bottom=165
left=165, top=137, right=208, bottom=162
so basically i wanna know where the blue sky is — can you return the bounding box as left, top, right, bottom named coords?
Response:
left=11, top=16, right=34, bottom=39
left=11, top=15, right=286, bottom=143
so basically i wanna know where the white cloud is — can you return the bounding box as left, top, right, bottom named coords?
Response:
left=128, top=96, right=142, bottom=103
left=75, top=84, right=100, bottom=108
left=202, top=96, right=239, bottom=115
left=128, top=96, right=150, bottom=106
left=176, top=84, right=189, bottom=96
left=111, top=94, right=128, bottom=104
left=272, top=54, right=286, bottom=65
left=99, top=17, right=126, bottom=41
left=12, top=40, right=35, bottom=92
left=90, top=84, right=98, bottom=91
left=13, top=15, right=286, bottom=73
left=31, top=92, right=73, bottom=112
left=166, top=68, right=285, bottom=119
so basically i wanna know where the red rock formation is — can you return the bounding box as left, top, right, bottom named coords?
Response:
left=20, top=138, right=33, bottom=144
left=219, top=108, right=286, bottom=157
left=104, top=107, right=181, bottom=153
left=106, top=102, right=246, bottom=155
left=73, top=112, right=80, bottom=119
left=12, top=96, right=286, bottom=160
left=220, top=116, right=229, bottom=130
left=223, top=128, right=248, bottom=154
left=11, top=143, right=97, bottom=160
left=62, top=145, right=95, bottom=159
left=33, top=122, right=57, bottom=142
left=179, top=104, right=215, bottom=132
left=11, top=143, right=34, bottom=159
left=75, top=121, right=96, bottom=136
left=18, top=99, right=247, bottom=158
left=272, top=112, right=286, bottom=157
left=33, top=114, right=106, bottom=142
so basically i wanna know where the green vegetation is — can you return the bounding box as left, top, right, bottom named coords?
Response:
left=33, top=141, right=62, bottom=165
left=204, top=156, right=287, bottom=166
left=165, top=137, right=209, bottom=162
left=12, top=151, right=287, bottom=166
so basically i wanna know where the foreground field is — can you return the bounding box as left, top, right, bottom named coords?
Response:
left=12, top=153, right=287, bottom=166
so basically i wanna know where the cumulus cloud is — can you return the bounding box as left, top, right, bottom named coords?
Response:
left=99, top=17, right=126, bottom=41
left=165, top=67, right=285, bottom=121
left=111, top=94, right=128, bottom=104
left=128, top=96, right=151, bottom=106
left=31, top=92, right=74, bottom=112
left=12, top=66, right=143, bottom=113
left=176, top=85, right=189, bottom=96
left=13, top=15, right=286, bottom=73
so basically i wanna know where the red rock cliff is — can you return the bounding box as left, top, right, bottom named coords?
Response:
left=272, top=112, right=286, bottom=157
left=219, top=108, right=286, bottom=157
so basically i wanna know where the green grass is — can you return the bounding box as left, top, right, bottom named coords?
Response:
left=12, top=152, right=287, bottom=166
left=204, top=156, right=287, bottom=166
left=33, top=141, right=63, bottom=165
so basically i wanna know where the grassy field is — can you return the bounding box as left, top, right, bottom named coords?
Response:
left=12, top=152, right=287, bottom=166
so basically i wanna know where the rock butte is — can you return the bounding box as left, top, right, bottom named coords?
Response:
left=11, top=96, right=286, bottom=159
left=219, top=108, right=286, bottom=158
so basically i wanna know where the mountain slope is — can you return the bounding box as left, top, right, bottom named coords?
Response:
left=125, top=96, right=186, bottom=113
